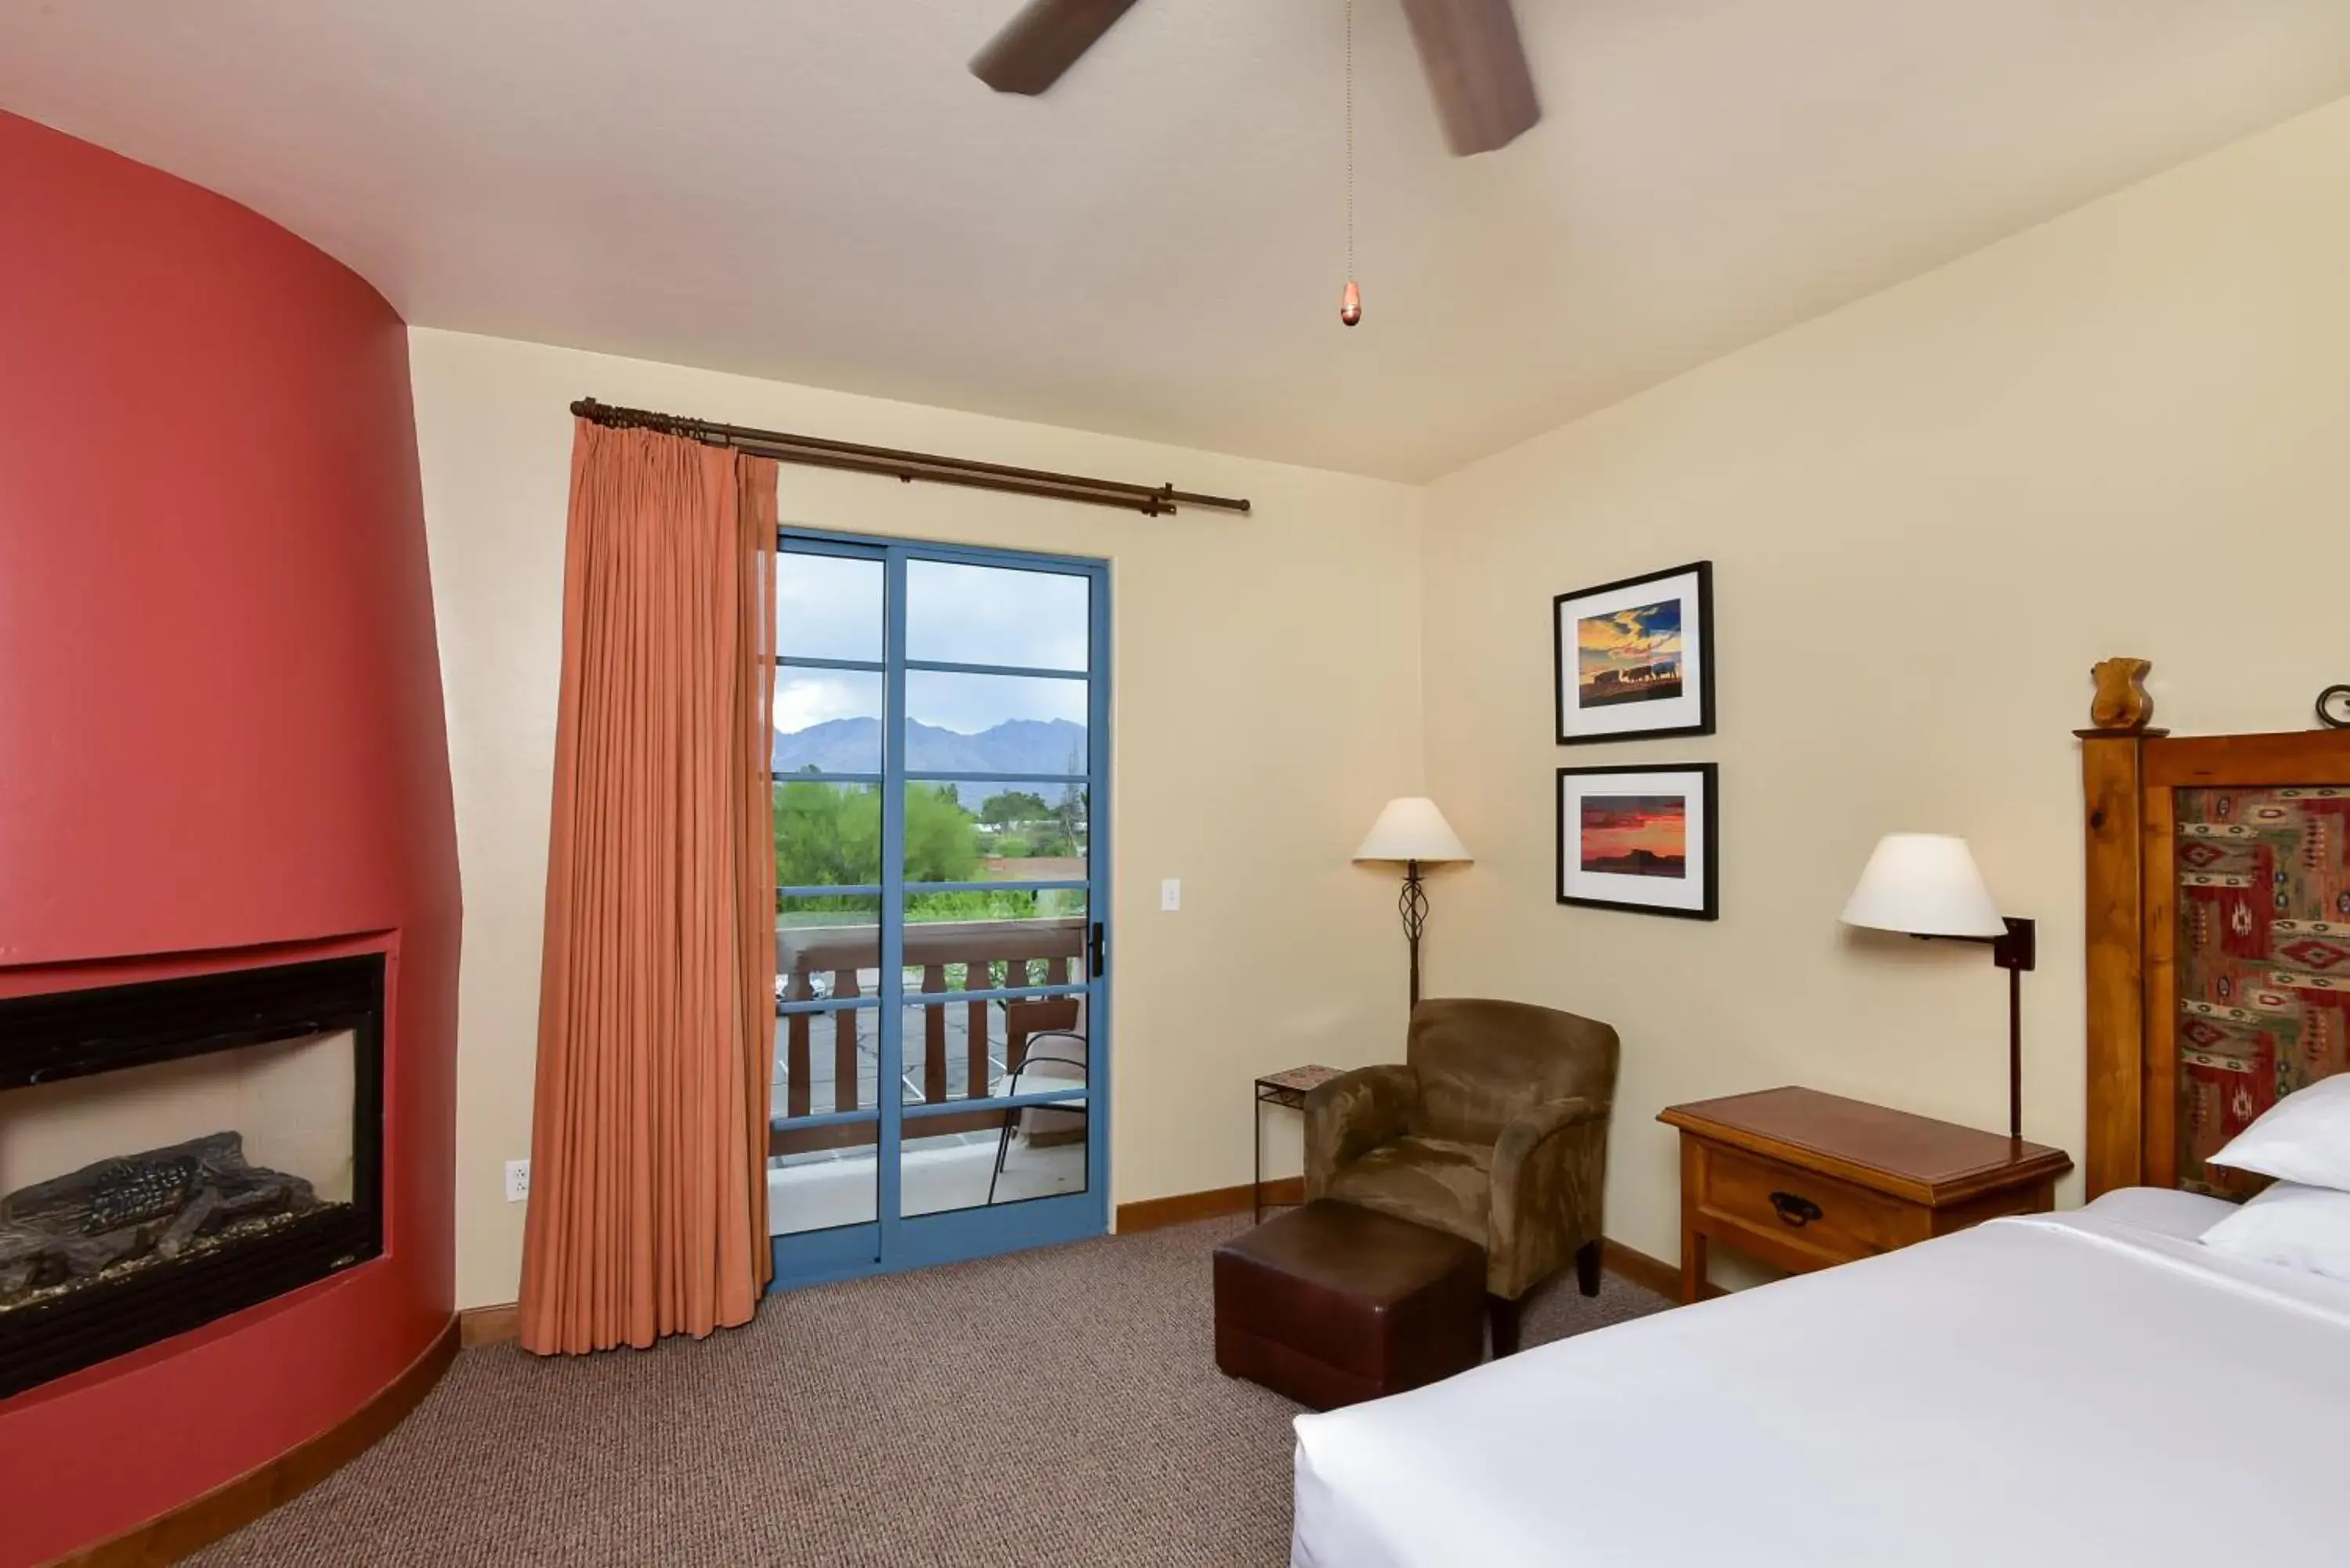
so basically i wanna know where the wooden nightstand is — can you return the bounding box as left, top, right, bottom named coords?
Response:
left=1658, top=1086, right=2072, bottom=1305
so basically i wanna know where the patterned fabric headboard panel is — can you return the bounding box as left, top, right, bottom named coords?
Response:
left=2175, top=786, right=2350, bottom=1195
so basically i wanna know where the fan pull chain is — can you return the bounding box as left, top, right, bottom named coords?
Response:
left=1340, top=0, right=1361, bottom=326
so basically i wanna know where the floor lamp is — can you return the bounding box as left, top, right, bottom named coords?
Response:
left=1840, top=833, right=2037, bottom=1143
left=1354, top=797, right=1472, bottom=1010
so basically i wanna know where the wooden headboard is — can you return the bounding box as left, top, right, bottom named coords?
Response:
left=2081, top=659, right=2350, bottom=1198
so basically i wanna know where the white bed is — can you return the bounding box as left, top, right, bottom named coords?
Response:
left=1291, top=1189, right=2350, bottom=1568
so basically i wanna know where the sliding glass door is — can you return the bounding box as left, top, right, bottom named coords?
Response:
left=766, top=530, right=1108, bottom=1287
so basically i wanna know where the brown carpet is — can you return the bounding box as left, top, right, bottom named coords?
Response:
left=192, top=1216, right=1668, bottom=1566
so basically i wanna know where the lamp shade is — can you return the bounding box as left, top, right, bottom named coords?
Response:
left=1840, top=833, right=2005, bottom=938
left=1354, top=797, right=1471, bottom=863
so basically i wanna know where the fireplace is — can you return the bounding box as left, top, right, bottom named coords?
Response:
left=0, top=955, right=385, bottom=1398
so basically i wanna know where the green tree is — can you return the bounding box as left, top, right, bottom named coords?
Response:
left=906, top=784, right=981, bottom=884
left=979, top=789, right=1050, bottom=827
left=773, top=775, right=878, bottom=895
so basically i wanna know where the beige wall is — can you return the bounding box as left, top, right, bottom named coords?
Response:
left=418, top=96, right=2350, bottom=1309
left=410, top=329, right=1425, bottom=1309
left=1419, top=99, right=2350, bottom=1277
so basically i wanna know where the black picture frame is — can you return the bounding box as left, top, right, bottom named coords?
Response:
left=1553, top=560, right=1716, bottom=745
left=1555, top=762, right=1719, bottom=920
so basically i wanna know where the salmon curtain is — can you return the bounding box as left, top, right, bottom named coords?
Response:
left=519, top=421, right=778, bottom=1355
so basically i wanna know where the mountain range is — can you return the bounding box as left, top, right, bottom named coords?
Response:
left=772, top=717, right=1086, bottom=802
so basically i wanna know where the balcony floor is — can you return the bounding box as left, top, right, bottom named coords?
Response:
left=768, top=1129, right=1085, bottom=1236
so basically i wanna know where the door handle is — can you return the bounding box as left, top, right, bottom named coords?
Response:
left=1088, top=920, right=1106, bottom=979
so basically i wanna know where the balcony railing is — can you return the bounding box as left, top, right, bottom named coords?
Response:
left=773, top=917, right=1086, bottom=1142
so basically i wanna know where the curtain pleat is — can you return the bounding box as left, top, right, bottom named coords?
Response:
left=519, top=421, right=779, bottom=1355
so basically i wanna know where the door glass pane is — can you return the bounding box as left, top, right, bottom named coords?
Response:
left=903, top=671, right=1086, bottom=792
left=777, top=893, right=882, bottom=1027
left=768, top=1116, right=878, bottom=1236
left=900, top=889, right=1086, bottom=983
left=906, top=559, right=1088, bottom=671
left=902, top=783, right=1088, bottom=887
left=898, top=995, right=996, bottom=1109
left=773, top=991, right=881, bottom=1121
left=775, top=780, right=883, bottom=891
left=895, top=980, right=1088, bottom=1109
left=773, top=669, right=883, bottom=776
left=901, top=1107, right=1087, bottom=1218
left=777, top=890, right=884, bottom=929
left=777, top=552, right=884, bottom=663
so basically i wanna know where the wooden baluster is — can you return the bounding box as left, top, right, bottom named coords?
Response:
left=923, top=963, right=949, bottom=1103
left=786, top=970, right=812, bottom=1120
left=833, top=967, right=860, bottom=1113
left=967, top=956, right=992, bottom=1100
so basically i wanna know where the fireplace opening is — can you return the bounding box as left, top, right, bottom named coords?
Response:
left=0, top=954, right=384, bottom=1398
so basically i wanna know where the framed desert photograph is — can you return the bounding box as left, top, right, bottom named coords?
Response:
left=1556, top=764, right=1719, bottom=919
left=1553, top=561, right=1714, bottom=744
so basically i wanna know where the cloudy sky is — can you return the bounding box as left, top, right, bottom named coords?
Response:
left=776, top=555, right=1090, bottom=737
left=1575, top=598, right=1683, bottom=681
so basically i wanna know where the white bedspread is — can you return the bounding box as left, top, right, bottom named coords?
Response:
left=1291, top=1190, right=2350, bottom=1568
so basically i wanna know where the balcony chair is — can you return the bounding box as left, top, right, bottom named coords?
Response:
left=987, top=998, right=1086, bottom=1205
left=1304, top=997, right=1619, bottom=1355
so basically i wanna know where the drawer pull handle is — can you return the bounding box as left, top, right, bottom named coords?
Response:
left=1769, top=1190, right=1824, bottom=1228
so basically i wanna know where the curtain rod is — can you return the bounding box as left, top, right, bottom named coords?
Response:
left=571, top=399, right=1251, bottom=518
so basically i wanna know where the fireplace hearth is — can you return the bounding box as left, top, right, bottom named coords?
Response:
left=0, top=954, right=384, bottom=1398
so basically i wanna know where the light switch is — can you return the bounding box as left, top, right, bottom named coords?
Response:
left=1161, top=878, right=1182, bottom=912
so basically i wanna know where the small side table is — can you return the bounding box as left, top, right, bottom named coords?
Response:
left=1253, top=1065, right=1343, bottom=1223
left=1658, top=1086, right=2072, bottom=1305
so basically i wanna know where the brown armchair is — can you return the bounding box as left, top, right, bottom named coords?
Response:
left=1304, top=998, right=1619, bottom=1353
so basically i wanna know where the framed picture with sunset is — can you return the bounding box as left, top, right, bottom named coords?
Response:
left=1553, top=561, right=1714, bottom=744
left=1556, top=764, right=1719, bottom=919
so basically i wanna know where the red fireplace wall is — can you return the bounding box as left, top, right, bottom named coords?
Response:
left=0, top=110, right=460, bottom=1566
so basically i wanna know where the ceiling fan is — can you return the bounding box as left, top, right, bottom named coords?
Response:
left=969, top=0, right=1541, bottom=157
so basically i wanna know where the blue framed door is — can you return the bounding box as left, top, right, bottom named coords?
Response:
left=766, top=529, right=1109, bottom=1288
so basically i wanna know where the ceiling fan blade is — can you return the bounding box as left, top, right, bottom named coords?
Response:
left=970, top=0, right=1144, bottom=96
left=1398, top=0, right=1541, bottom=156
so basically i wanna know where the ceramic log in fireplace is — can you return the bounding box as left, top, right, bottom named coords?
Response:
left=0, top=956, right=384, bottom=1397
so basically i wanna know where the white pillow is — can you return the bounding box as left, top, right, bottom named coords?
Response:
left=2205, top=1073, right=2350, bottom=1193
left=2200, top=1181, right=2350, bottom=1283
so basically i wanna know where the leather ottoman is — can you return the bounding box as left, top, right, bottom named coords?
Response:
left=1213, top=1198, right=1486, bottom=1410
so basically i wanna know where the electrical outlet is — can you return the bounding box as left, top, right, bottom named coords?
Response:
left=1161, top=878, right=1181, bottom=912
left=504, top=1159, right=530, bottom=1203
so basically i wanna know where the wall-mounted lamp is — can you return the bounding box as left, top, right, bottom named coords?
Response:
left=1354, top=797, right=1472, bottom=1010
left=1840, top=833, right=2037, bottom=1142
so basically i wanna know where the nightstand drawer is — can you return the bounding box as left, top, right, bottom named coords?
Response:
left=1695, top=1144, right=1918, bottom=1264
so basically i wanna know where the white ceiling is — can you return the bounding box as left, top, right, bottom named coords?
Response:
left=5, top=2, right=2349, bottom=481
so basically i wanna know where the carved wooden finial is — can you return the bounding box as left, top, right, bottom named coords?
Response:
left=2088, top=657, right=2155, bottom=733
